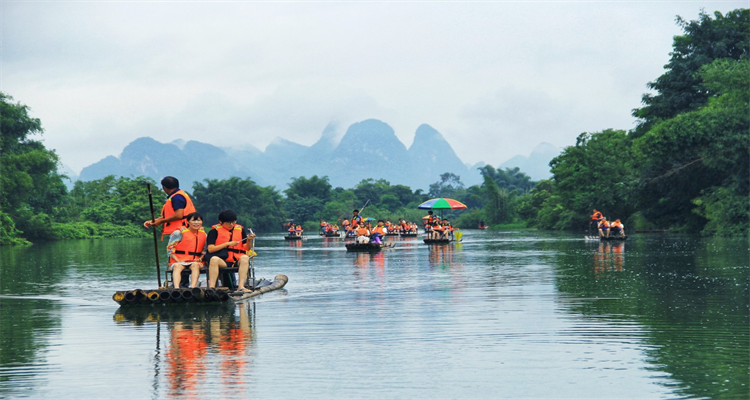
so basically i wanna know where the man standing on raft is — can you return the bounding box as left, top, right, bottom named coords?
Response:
left=144, top=176, right=196, bottom=239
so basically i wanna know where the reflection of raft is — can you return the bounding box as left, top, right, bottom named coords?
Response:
left=345, top=242, right=382, bottom=252
left=112, top=275, right=289, bottom=306
left=114, top=301, right=235, bottom=325
left=400, top=231, right=419, bottom=237
left=424, top=238, right=454, bottom=245
left=322, top=231, right=341, bottom=237
left=600, top=235, right=627, bottom=241
left=285, top=234, right=302, bottom=240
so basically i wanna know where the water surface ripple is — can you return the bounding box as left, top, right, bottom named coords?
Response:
left=0, top=231, right=747, bottom=399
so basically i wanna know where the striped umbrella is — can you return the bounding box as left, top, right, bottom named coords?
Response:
left=417, top=198, right=468, bottom=210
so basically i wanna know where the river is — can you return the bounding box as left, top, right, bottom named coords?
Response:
left=0, top=230, right=747, bottom=399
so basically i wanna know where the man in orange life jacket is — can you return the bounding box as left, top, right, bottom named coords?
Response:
left=167, top=212, right=206, bottom=288
left=143, top=176, right=196, bottom=239
left=206, top=210, right=255, bottom=292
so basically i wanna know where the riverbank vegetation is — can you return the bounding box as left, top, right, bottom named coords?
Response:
left=1, top=9, right=746, bottom=245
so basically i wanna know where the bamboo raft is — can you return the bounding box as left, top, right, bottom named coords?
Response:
left=285, top=235, right=303, bottom=240
left=345, top=242, right=383, bottom=252
left=112, top=274, right=289, bottom=306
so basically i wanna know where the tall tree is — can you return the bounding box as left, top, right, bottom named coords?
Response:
left=632, top=9, right=750, bottom=137
left=192, top=177, right=283, bottom=232
left=632, top=58, right=750, bottom=234
left=0, top=93, right=68, bottom=242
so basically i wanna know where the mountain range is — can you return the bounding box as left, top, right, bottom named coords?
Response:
left=73, top=119, right=559, bottom=191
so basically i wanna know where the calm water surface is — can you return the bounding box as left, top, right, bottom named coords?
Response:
left=0, top=231, right=747, bottom=399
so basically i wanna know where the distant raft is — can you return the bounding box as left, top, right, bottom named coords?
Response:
left=112, top=275, right=289, bottom=306
left=600, top=235, right=628, bottom=241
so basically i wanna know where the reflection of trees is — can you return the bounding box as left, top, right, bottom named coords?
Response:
left=0, top=244, right=65, bottom=398
left=552, top=236, right=749, bottom=399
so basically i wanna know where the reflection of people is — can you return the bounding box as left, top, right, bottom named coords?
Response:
left=166, top=321, right=208, bottom=396
left=167, top=212, right=206, bottom=288
left=206, top=210, right=255, bottom=292
left=144, top=176, right=197, bottom=239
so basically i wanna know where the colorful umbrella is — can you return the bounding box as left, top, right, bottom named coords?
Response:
left=417, top=198, right=468, bottom=210
left=363, top=217, right=376, bottom=222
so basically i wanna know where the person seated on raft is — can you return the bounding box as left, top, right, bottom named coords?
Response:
left=355, top=223, right=371, bottom=244
left=166, top=212, right=206, bottom=288
left=598, top=218, right=610, bottom=238
left=398, top=218, right=408, bottom=234
left=287, top=224, right=296, bottom=237
left=294, top=224, right=304, bottom=237
left=442, top=219, right=453, bottom=240
left=320, top=220, right=328, bottom=235
left=371, top=220, right=387, bottom=244
left=431, top=220, right=445, bottom=240
left=342, top=218, right=350, bottom=232
left=609, top=219, right=625, bottom=237
left=205, top=209, right=256, bottom=292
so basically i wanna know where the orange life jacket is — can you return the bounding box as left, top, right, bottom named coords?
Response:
left=591, top=211, right=602, bottom=220
left=161, top=189, right=197, bottom=237
left=172, top=228, right=207, bottom=263
left=611, top=221, right=622, bottom=228
left=598, top=220, right=610, bottom=228
left=213, top=224, right=247, bottom=263
left=372, top=226, right=386, bottom=235
left=356, top=226, right=369, bottom=236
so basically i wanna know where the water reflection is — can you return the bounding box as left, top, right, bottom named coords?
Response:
left=593, top=241, right=625, bottom=277
left=113, top=303, right=255, bottom=398
left=0, top=232, right=746, bottom=399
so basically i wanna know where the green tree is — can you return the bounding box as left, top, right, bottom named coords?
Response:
left=284, top=175, right=332, bottom=201
left=428, top=172, right=465, bottom=198
left=632, top=9, right=750, bottom=136
left=192, top=177, right=283, bottom=232
left=545, top=129, right=634, bottom=230
left=0, top=93, right=68, bottom=243
left=633, top=58, right=750, bottom=234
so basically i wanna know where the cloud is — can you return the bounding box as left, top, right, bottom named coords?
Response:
left=1, top=1, right=743, bottom=173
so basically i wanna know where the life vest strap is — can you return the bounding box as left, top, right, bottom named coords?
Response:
left=174, top=250, right=202, bottom=256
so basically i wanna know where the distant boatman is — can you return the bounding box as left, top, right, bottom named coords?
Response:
left=143, top=176, right=197, bottom=239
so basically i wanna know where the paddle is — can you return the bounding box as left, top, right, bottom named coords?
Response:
left=146, top=182, right=162, bottom=287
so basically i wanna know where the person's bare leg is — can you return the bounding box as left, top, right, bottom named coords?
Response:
left=208, top=257, right=227, bottom=288
left=237, top=255, right=250, bottom=290
left=189, top=262, right=201, bottom=288
left=172, top=264, right=185, bottom=288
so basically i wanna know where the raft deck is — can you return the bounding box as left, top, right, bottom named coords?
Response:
left=113, top=275, right=289, bottom=306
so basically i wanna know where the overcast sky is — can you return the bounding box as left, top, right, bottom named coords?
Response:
left=1, top=1, right=745, bottom=173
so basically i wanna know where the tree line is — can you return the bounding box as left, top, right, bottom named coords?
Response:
left=1, top=9, right=746, bottom=245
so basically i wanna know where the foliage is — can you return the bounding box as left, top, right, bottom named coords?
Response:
left=541, top=129, right=634, bottom=230
left=0, top=93, right=69, bottom=243
left=478, top=165, right=534, bottom=194
left=192, top=177, right=283, bottom=232
left=428, top=172, right=465, bottom=198
left=632, top=58, right=750, bottom=234
left=632, top=9, right=750, bottom=136
left=284, top=175, right=332, bottom=201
